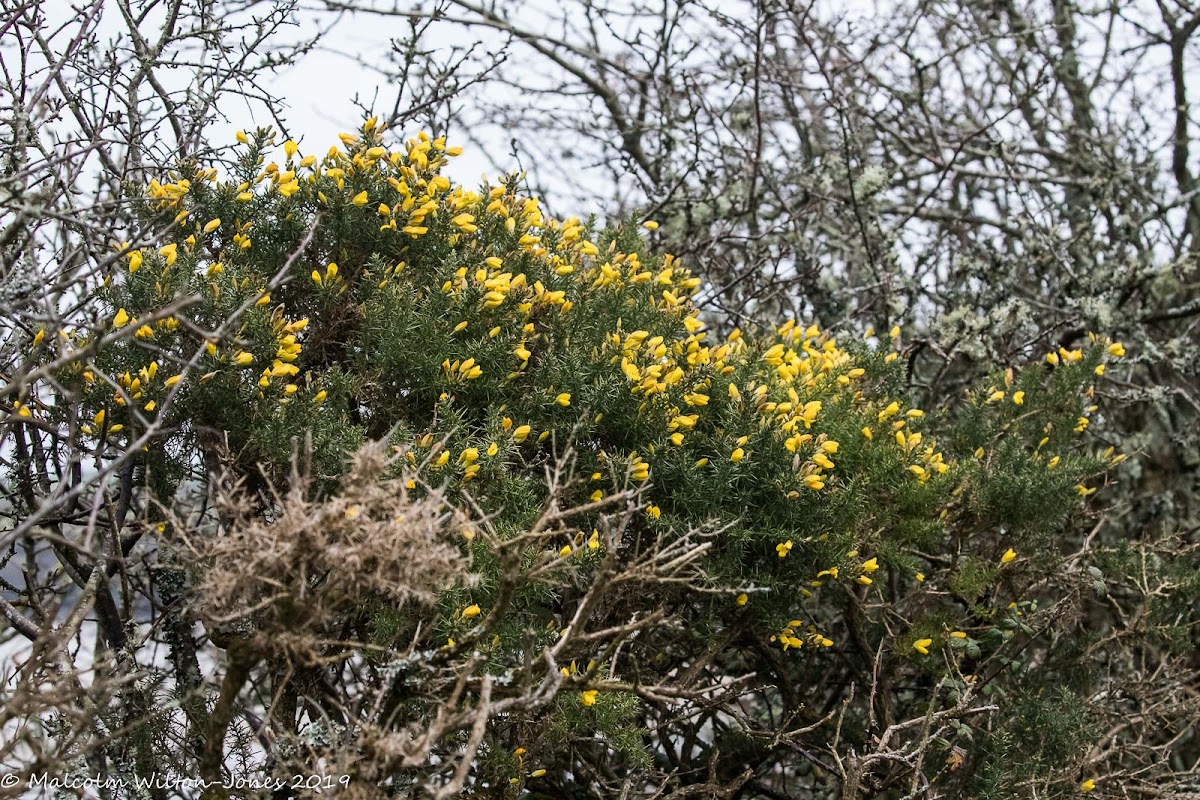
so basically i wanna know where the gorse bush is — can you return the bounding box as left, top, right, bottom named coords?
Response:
left=9, top=118, right=1160, bottom=798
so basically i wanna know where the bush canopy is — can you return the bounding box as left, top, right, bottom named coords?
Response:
left=0, top=119, right=1149, bottom=797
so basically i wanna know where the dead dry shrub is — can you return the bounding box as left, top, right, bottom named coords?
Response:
left=173, top=438, right=477, bottom=663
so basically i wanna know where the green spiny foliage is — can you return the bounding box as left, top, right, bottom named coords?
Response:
left=35, top=119, right=1133, bottom=796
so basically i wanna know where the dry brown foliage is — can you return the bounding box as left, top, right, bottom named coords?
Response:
left=174, top=438, right=475, bottom=664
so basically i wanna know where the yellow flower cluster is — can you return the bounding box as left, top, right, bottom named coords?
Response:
left=406, top=429, right=510, bottom=483
left=600, top=312, right=949, bottom=502
left=771, top=618, right=834, bottom=652
left=253, top=313, right=308, bottom=399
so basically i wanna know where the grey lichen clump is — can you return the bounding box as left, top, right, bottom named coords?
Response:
left=853, top=165, right=890, bottom=199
